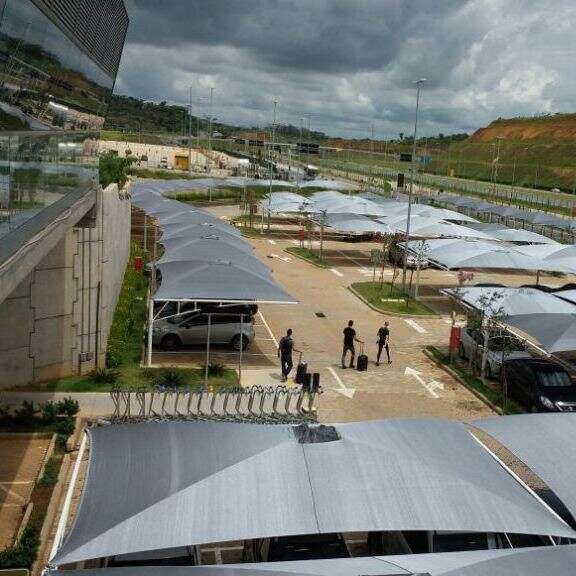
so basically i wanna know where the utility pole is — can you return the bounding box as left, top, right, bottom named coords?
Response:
left=266, top=98, right=278, bottom=231
left=492, top=137, right=502, bottom=195
left=207, top=87, right=214, bottom=173
left=401, top=78, right=426, bottom=293
left=188, top=86, right=192, bottom=173
left=370, top=123, right=375, bottom=190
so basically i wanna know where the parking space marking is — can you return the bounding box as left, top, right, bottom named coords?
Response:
left=330, top=268, right=344, bottom=277
left=258, top=311, right=278, bottom=347
left=270, top=253, right=292, bottom=262
left=404, top=319, right=428, bottom=334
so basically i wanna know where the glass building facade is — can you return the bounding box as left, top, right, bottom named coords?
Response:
left=0, top=0, right=128, bottom=243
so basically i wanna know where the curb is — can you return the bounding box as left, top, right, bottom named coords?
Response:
left=284, top=248, right=328, bottom=269
left=348, top=285, right=444, bottom=319
left=423, top=348, right=501, bottom=415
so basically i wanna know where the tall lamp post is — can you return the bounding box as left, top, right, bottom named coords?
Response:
left=401, top=78, right=426, bottom=293
left=266, top=98, right=278, bottom=231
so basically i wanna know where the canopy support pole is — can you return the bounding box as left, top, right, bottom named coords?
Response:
left=146, top=297, right=154, bottom=367
left=239, top=313, right=244, bottom=386
left=204, top=313, right=212, bottom=386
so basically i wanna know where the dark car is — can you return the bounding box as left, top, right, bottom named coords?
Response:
left=503, top=359, right=576, bottom=412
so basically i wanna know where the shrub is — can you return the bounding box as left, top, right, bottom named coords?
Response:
left=106, top=349, right=122, bottom=369
left=55, top=418, right=75, bottom=438
left=40, top=401, right=59, bottom=424
left=99, top=151, right=134, bottom=188
left=0, top=527, right=40, bottom=569
left=91, top=367, right=119, bottom=384
left=153, top=367, right=188, bottom=388
left=56, top=397, right=79, bottom=418
left=13, top=401, right=38, bottom=426
left=38, top=458, right=59, bottom=486
left=204, top=363, right=225, bottom=377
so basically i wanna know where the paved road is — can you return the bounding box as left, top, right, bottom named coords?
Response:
left=247, top=233, right=494, bottom=422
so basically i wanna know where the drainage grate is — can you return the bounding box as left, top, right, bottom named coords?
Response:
left=315, top=312, right=326, bottom=318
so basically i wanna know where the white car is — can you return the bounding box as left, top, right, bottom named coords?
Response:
left=458, top=327, right=530, bottom=379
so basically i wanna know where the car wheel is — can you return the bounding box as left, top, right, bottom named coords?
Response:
left=161, top=334, right=181, bottom=351
left=231, top=334, right=249, bottom=351
left=458, top=343, right=466, bottom=359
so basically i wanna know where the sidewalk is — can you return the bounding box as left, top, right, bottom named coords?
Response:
left=2, top=392, right=115, bottom=418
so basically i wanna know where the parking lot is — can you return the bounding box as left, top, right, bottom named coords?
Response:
left=0, top=435, right=51, bottom=549
left=147, top=204, right=574, bottom=423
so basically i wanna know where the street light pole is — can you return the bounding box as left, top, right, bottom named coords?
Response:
left=188, top=86, right=192, bottom=173
left=208, top=87, right=214, bottom=173
left=401, top=78, right=426, bottom=293
left=266, top=98, right=278, bottom=231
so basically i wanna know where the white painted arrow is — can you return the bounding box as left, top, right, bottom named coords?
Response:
left=427, top=380, right=445, bottom=393
left=328, top=366, right=356, bottom=399
left=404, top=367, right=441, bottom=398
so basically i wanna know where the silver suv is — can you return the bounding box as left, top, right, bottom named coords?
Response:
left=152, top=312, right=255, bottom=351
left=458, top=327, right=530, bottom=379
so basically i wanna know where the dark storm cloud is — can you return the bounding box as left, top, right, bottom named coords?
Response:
left=116, top=0, right=576, bottom=137
left=128, top=0, right=465, bottom=75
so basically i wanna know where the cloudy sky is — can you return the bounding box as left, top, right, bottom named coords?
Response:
left=116, top=0, right=575, bottom=138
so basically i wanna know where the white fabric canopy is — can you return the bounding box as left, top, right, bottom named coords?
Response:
left=447, top=287, right=576, bottom=317
left=52, top=419, right=576, bottom=567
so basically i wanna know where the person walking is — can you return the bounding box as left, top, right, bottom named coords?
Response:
left=341, top=320, right=362, bottom=369
left=376, top=321, right=392, bottom=365
left=278, top=328, right=295, bottom=382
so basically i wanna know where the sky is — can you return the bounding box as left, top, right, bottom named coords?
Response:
left=116, top=0, right=576, bottom=139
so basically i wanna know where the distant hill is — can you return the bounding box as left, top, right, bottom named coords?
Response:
left=469, top=113, right=576, bottom=142
left=104, top=94, right=242, bottom=136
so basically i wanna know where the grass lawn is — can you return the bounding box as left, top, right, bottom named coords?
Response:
left=27, top=365, right=238, bottom=393
left=130, top=167, right=207, bottom=180
left=285, top=246, right=328, bottom=267
left=351, top=281, right=436, bottom=315
left=426, top=346, right=523, bottom=415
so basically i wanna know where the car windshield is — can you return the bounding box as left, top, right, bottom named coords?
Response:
left=537, top=369, right=574, bottom=388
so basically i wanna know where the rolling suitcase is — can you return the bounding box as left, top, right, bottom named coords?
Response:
left=295, top=353, right=308, bottom=384
left=356, top=343, right=368, bottom=372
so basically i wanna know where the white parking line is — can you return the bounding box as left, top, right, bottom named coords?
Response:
left=404, top=319, right=428, bottom=334
left=268, top=239, right=276, bottom=245
left=330, top=268, right=344, bottom=277
left=258, top=311, right=278, bottom=347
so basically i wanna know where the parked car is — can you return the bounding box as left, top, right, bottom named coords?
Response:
left=458, top=327, right=530, bottom=379
left=389, top=243, right=429, bottom=269
left=503, top=358, right=576, bottom=412
left=152, top=311, right=255, bottom=351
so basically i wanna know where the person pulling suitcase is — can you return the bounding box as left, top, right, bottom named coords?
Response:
left=341, top=320, right=363, bottom=369
left=278, top=329, right=300, bottom=382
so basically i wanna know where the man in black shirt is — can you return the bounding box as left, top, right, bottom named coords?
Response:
left=377, top=321, right=392, bottom=365
left=278, top=328, right=295, bottom=382
left=342, top=320, right=361, bottom=369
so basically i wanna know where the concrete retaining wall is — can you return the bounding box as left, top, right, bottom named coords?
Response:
left=0, top=184, right=130, bottom=387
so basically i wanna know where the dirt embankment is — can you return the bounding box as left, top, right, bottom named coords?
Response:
left=470, top=114, right=576, bottom=142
